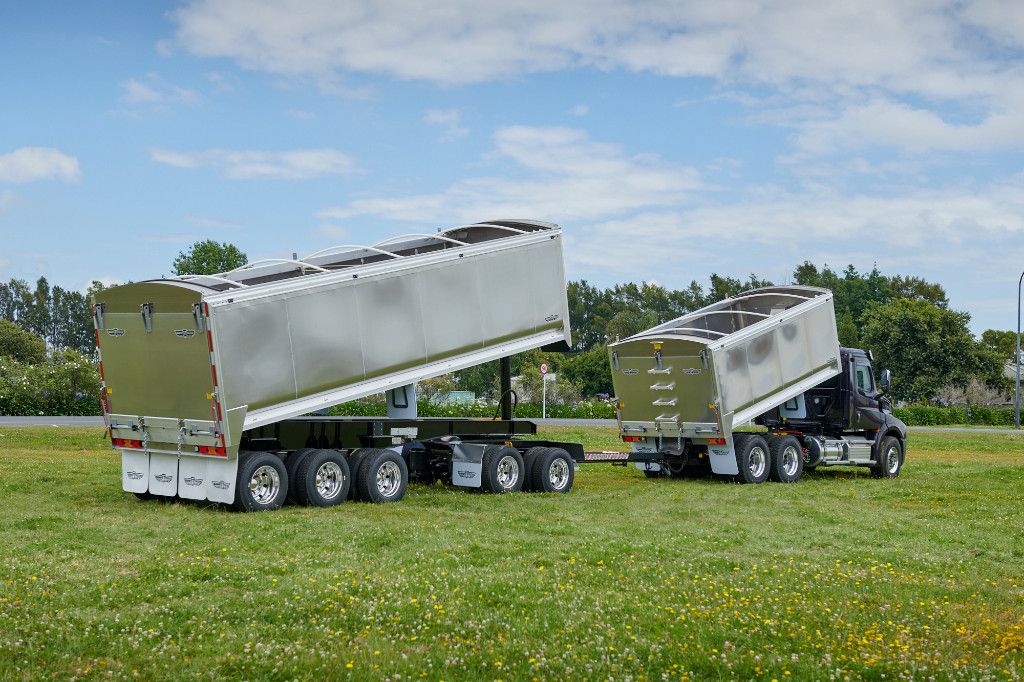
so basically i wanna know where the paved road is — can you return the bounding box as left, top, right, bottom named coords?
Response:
left=0, top=415, right=1020, bottom=435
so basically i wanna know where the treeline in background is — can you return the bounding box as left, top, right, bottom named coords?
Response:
left=0, top=240, right=1019, bottom=424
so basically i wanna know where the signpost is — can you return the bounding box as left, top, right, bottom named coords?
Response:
left=540, top=364, right=550, bottom=419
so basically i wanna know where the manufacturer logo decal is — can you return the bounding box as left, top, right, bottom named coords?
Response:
left=544, top=314, right=559, bottom=322
left=154, top=473, right=173, bottom=483
left=683, top=368, right=702, bottom=375
left=456, top=469, right=477, bottom=480
left=623, top=368, right=639, bottom=375
left=126, top=470, right=144, bottom=480
left=212, top=480, right=230, bottom=490
left=183, top=476, right=203, bottom=486
left=107, top=328, right=125, bottom=337
left=174, top=329, right=196, bottom=339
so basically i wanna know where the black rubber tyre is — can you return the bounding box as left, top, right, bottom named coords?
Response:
left=768, top=435, right=804, bottom=483
left=133, top=491, right=154, bottom=501
left=871, top=436, right=903, bottom=479
left=530, top=447, right=575, bottom=493
left=346, top=449, right=372, bottom=500
left=356, top=449, right=409, bottom=503
left=234, top=451, right=288, bottom=512
left=293, top=449, right=351, bottom=507
left=521, top=447, right=549, bottom=491
left=285, top=448, right=316, bottom=504
left=734, top=434, right=770, bottom=484
left=480, top=445, right=525, bottom=493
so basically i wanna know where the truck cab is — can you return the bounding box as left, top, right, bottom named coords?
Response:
left=757, top=347, right=907, bottom=476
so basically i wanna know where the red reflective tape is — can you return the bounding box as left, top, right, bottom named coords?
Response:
left=215, top=402, right=223, bottom=420
left=210, top=365, right=218, bottom=386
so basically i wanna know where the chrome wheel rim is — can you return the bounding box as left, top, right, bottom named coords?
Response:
left=886, top=445, right=900, bottom=474
left=748, top=446, right=767, bottom=479
left=249, top=465, right=281, bottom=504
left=315, top=461, right=344, bottom=500
left=548, top=457, right=570, bottom=490
left=376, top=460, right=402, bottom=497
left=782, top=445, right=800, bottom=477
left=496, top=455, right=520, bottom=490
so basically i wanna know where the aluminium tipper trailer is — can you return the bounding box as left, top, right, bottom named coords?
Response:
left=93, top=220, right=580, bottom=510
left=608, top=286, right=840, bottom=478
left=605, top=285, right=907, bottom=482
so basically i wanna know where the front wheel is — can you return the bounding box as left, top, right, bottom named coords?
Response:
left=871, top=436, right=903, bottom=479
left=234, top=451, right=288, bottom=512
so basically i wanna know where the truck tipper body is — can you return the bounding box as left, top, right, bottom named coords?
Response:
left=94, top=220, right=581, bottom=510
left=607, top=285, right=907, bottom=482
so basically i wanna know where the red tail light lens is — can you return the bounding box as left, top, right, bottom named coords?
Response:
left=112, top=438, right=143, bottom=449
left=197, top=445, right=227, bottom=456
left=622, top=435, right=643, bottom=443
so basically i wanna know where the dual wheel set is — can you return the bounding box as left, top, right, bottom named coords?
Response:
left=731, top=432, right=904, bottom=483
left=234, top=444, right=575, bottom=512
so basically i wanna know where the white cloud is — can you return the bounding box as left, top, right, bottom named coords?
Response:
left=0, top=147, right=81, bottom=183
left=319, top=125, right=702, bottom=223
left=150, top=147, right=357, bottom=179
left=570, top=104, right=589, bottom=117
left=120, top=73, right=199, bottom=107
left=170, top=0, right=1018, bottom=98
left=424, top=109, right=468, bottom=140
left=184, top=214, right=240, bottom=229
left=791, top=98, right=1024, bottom=155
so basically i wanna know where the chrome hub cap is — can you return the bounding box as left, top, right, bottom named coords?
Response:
left=886, top=446, right=900, bottom=474
left=548, top=457, right=570, bottom=490
left=496, top=455, right=520, bottom=490
left=376, top=460, right=401, bottom=498
left=315, top=461, right=344, bottom=500
left=782, top=445, right=800, bottom=477
left=249, top=465, right=281, bottom=504
left=748, top=446, right=767, bottom=479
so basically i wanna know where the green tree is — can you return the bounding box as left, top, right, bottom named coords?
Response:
left=980, top=329, right=1017, bottom=360
left=0, top=320, right=47, bottom=364
left=561, top=346, right=614, bottom=397
left=172, top=240, right=248, bottom=276
left=860, top=299, right=1001, bottom=403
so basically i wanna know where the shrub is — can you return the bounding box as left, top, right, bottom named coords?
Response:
left=0, top=320, right=47, bottom=364
left=893, top=404, right=1017, bottom=426
left=0, top=349, right=101, bottom=416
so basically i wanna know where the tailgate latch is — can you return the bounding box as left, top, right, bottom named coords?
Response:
left=140, top=302, right=154, bottom=333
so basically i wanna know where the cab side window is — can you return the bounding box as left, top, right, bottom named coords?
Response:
left=855, top=363, right=875, bottom=393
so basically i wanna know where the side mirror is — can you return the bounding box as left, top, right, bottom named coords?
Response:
left=879, top=369, right=892, bottom=392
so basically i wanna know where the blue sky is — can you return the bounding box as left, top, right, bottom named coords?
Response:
left=1, top=1, right=1022, bottom=333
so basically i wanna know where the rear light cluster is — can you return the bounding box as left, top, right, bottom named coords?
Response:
left=112, top=438, right=143, bottom=449
left=622, top=435, right=643, bottom=443
left=707, top=437, right=727, bottom=446
left=198, top=445, right=227, bottom=456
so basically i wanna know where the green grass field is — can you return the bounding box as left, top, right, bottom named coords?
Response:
left=1, top=427, right=1023, bottom=680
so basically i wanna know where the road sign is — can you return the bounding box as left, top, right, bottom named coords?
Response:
left=540, top=363, right=548, bottom=375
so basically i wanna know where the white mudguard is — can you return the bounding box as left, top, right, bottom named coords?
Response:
left=708, top=440, right=740, bottom=475
left=177, top=456, right=209, bottom=501
left=149, top=452, right=179, bottom=496
left=121, top=450, right=150, bottom=493
left=204, top=456, right=238, bottom=504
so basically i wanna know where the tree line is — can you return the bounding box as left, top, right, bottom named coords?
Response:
left=0, top=239, right=1017, bottom=408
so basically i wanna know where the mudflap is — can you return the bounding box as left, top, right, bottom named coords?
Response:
left=203, top=457, right=238, bottom=504
left=450, top=442, right=485, bottom=488
left=707, top=442, right=739, bottom=475
left=149, top=452, right=179, bottom=496
left=177, top=457, right=209, bottom=501
left=121, top=450, right=150, bottom=493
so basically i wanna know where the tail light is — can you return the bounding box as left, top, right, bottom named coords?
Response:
left=197, top=445, right=227, bottom=456
left=622, top=435, right=643, bottom=443
left=707, top=437, right=727, bottom=445
left=112, top=438, right=143, bottom=449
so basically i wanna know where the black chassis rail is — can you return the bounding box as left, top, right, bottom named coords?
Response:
left=240, top=416, right=584, bottom=461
